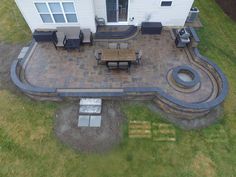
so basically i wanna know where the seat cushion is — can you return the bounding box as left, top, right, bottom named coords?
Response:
left=56, top=31, right=65, bottom=46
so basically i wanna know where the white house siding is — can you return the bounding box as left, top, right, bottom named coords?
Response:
left=93, top=0, right=107, bottom=23
left=15, top=0, right=97, bottom=32
left=129, top=0, right=194, bottom=26
left=93, top=0, right=194, bottom=26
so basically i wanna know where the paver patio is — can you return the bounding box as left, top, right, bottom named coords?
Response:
left=24, top=30, right=215, bottom=103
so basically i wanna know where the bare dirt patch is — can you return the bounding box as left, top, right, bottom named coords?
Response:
left=191, top=152, right=216, bottom=177
left=0, top=42, right=23, bottom=90
left=54, top=101, right=126, bottom=153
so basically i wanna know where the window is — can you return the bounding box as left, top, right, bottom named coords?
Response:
left=35, top=3, right=53, bottom=23
left=62, top=2, right=77, bottom=22
left=161, top=1, right=172, bottom=6
left=35, top=2, right=78, bottom=23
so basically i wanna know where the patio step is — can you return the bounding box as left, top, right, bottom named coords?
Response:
left=80, top=98, right=102, bottom=106
left=95, top=25, right=138, bottom=40
left=78, top=115, right=102, bottom=127
left=79, top=105, right=102, bottom=114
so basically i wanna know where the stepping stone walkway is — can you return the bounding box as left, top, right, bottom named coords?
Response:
left=128, top=121, right=176, bottom=142
left=78, top=98, right=102, bottom=127
left=129, top=121, right=152, bottom=138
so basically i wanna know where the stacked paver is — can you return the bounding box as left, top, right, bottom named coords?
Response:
left=78, top=98, right=102, bottom=127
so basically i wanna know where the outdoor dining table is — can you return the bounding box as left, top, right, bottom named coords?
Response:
left=101, top=49, right=136, bottom=70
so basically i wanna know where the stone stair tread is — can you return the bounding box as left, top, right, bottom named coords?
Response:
left=80, top=98, right=102, bottom=106
left=90, top=115, right=102, bottom=127
left=78, top=115, right=90, bottom=127
left=79, top=105, right=102, bottom=114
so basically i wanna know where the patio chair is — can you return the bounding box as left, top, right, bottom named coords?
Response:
left=136, top=50, right=142, bottom=64
left=108, top=43, right=118, bottom=49
left=57, top=27, right=83, bottom=51
left=55, top=31, right=67, bottom=49
left=119, top=42, right=129, bottom=49
left=95, top=16, right=105, bottom=29
left=94, top=50, right=102, bottom=64
left=57, top=26, right=81, bottom=39
left=81, top=28, right=93, bottom=45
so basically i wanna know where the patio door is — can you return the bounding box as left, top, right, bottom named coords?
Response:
left=106, top=0, right=128, bottom=23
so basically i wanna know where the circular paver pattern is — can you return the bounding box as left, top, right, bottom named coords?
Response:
left=54, top=101, right=125, bottom=153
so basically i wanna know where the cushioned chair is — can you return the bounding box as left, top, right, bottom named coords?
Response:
left=55, top=31, right=66, bottom=49
left=81, top=29, right=93, bottom=45
left=57, top=26, right=81, bottom=39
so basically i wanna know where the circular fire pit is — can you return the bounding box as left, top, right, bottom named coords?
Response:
left=172, top=65, right=200, bottom=89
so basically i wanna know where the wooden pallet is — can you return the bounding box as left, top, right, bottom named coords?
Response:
left=129, top=121, right=151, bottom=138
left=152, top=123, right=176, bottom=142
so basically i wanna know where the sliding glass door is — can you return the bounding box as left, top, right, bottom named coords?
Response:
left=106, top=0, right=128, bottom=23
left=118, top=0, right=128, bottom=22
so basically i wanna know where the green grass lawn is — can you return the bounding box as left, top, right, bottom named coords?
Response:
left=0, top=0, right=31, bottom=43
left=1, top=0, right=236, bottom=176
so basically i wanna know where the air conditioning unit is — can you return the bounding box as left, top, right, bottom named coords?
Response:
left=186, top=7, right=200, bottom=23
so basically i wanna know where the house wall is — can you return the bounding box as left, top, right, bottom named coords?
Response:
left=93, top=0, right=195, bottom=26
left=15, top=0, right=97, bottom=32
left=93, top=0, right=107, bottom=23
left=15, top=0, right=194, bottom=33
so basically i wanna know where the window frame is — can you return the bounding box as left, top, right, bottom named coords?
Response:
left=160, top=0, right=173, bottom=7
left=34, top=1, right=78, bottom=24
